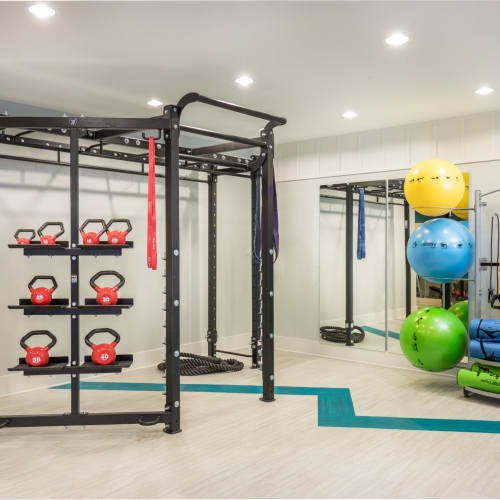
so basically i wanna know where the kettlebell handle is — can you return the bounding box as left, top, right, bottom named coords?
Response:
left=28, top=275, right=58, bottom=291
left=20, top=330, right=57, bottom=350
left=84, top=328, right=121, bottom=348
left=79, top=219, right=106, bottom=234
left=89, top=270, right=125, bottom=291
left=14, top=229, right=35, bottom=240
left=105, top=219, right=132, bottom=234
left=37, top=221, right=65, bottom=238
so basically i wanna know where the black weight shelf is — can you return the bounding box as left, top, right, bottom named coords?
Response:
left=8, top=355, right=133, bottom=375
left=8, top=241, right=69, bottom=248
left=8, top=241, right=133, bottom=256
left=9, top=298, right=70, bottom=316
left=8, top=356, right=69, bottom=374
left=77, top=241, right=134, bottom=256
left=8, top=298, right=132, bottom=316
left=80, top=354, right=133, bottom=373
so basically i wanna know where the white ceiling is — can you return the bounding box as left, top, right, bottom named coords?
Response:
left=1, top=1, right=500, bottom=144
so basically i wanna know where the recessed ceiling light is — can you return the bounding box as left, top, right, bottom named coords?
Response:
left=235, top=75, right=254, bottom=87
left=385, top=33, right=409, bottom=47
left=342, top=111, right=358, bottom=119
left=147, top=99, right=163, bottom=107
left=475, top=86, right=494, bottom=96
left=29, top=3, right=55, bottom=18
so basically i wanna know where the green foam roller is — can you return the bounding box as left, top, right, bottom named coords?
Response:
left=471, top=362, right=500, bottom=377
left=457, top=368, right=500, bottom=394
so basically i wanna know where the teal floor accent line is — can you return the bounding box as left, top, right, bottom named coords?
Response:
left=52, top=381, right=500, bottom=434
left=362, top=325, right=400, bottom=339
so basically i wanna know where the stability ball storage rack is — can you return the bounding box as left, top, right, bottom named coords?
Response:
left=0, top=92, right=286, bottom=432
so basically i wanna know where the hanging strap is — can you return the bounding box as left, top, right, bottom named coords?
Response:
left=272, top=172, right=279, bottom=260
left=147, top=136, right=157, bottom=270
left=357, top=188, right=366, bottom=260
left=255, top=171, right=279, bottom=262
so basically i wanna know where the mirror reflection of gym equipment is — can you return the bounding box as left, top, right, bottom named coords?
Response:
left=319, top=179, right=411, bottom=354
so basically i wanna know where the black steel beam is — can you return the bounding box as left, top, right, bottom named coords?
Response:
left=191, top=139, right=259, bottom=156
left=345, top=185, right=354, bottom=346
left=207, top=174, right=217, bottom=357
left=251, top=171, right=261, bottom=369
left=180, top=125, right=265, bottom=149
left=179, top=153, right=250, bottom=171
left=163, top=107, right=182, bottom=434
left=404, top=201, right=412, bottom=316
left=0, top=154, right=208, bottom=184
left=0, top=411, right=170, bottom=428
left=177, top=92, right=287, bottom=125
left=260, top=133, right=275, bottom=401
left=69, top=128, right=80, bottom=415
left=0, top=116, right=170, bottom=131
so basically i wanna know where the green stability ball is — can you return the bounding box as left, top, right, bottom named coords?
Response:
left=400, top=307, right=467, bottom=372
left=448, top=300, right=468, bottom=329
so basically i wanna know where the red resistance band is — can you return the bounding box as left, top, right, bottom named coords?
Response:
left=147, top=136, right=157, bottom=270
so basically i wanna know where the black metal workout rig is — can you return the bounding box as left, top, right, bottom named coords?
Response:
left=0, top=92, right=286, bottom=432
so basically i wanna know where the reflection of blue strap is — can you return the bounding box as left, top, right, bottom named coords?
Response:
left=357, top=188, right=366, bottom=260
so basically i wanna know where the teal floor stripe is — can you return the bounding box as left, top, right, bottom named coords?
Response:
left=362, top=325, right=400, bottom=339
left=52, top=381, right=500, bottom=434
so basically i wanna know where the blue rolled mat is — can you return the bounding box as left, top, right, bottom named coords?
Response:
left=470, top=339, right=500, bottom=362
left=469, top=318, right=500, bottom=340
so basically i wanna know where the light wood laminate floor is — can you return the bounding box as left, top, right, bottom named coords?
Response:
left=0, top=349, right=499, bottom=499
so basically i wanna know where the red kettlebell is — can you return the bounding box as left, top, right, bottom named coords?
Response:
left=37, top=221, right=65, bottom=245
left=89, top=270, right=125, bottom=306
left=15, top=229, right=36, bottom=245
left=105, top=219, right=132, bottom=245
left=80, top=218, right=106, bottom=245
left=85, top=328, right=120, bottom=365
left=29, top=275, right=58, bottom=305
left=20, top=330, right=57, bottom=367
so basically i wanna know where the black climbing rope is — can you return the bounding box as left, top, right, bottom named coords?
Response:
left=157, top=352, right=244, bottom=376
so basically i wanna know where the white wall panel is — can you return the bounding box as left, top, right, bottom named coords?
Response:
left=297, top=140, right=320, bottom=179
left=436, top=117, right=463, bottom=163
left=359, top=129, right=383, bottom=173
left=318, top=136, right=340, bottom=177
left=494, top=111, right=500, bottom=159
left=383, top=126, right=409, bottom=171
left=274, top=141, right=298, bottom=182
left=339, top=133, right=359, bottom=174
left=464, top=112, right=494, bottom=162
left=275, top=109, right=500, bottom=182
left=409, top=121, right=435, bottom=165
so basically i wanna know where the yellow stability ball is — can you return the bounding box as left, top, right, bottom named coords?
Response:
left=452, top=172, right=469, bottom=220
left=404, top=159, right=465, bottom=216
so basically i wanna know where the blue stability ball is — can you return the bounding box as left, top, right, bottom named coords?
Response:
left=407, top=218, right=474, bottom=284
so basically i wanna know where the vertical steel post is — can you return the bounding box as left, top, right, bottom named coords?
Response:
left=251, top=170, right=261, bottom=369
left=345, top=184, right=354, bottom=346
left=69, top=126, right=80, bottom=415
left=404, top=200, right=412, bottom=317
left=384, top=179, right=389, bottom=352
left=443, top=284, right=452, bottom=309
left=164, top=107, right=181, bottom=433
left=473, top=189, right=482, bottom=320
left=260, top=130, right=275, bottom=401
left=207, top=174, right=217, bottom=357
